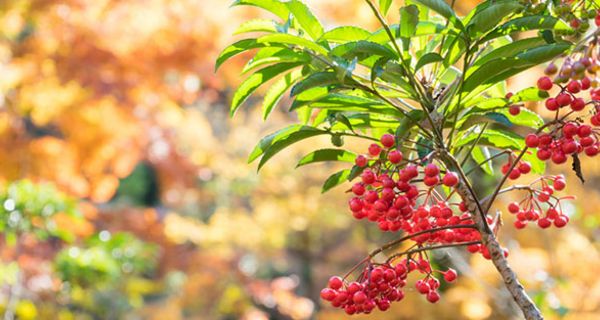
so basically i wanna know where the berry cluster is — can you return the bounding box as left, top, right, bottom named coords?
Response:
left=526, top=47, right=600, bottom=163
left=506, top=175, right=573, bottom=229
left=350, top=135, right=479, bottom=243
left=320, top=259, right=457, bottom=315
left=501, top=156, right=532, bottom=180
left=552, top=3, right=600, bottom=35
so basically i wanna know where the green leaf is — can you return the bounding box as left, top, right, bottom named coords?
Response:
left=466, top=1, right=523, bottom=36
left=248, top=125, right=327, bottom=169
left=499, top=108, right=544, bottom=128
left=234, top=19, right=278, bottom=35
left=286, top=0, right=324, bottom=40
left=380, top=0, right=393, bottom=15
left=297, top=149, right=356, bottom=167
left=242, top=47, right=309, bottom=74
left=322, top=169, right=352, bottom=193
left=523, top=150, right=546, bottom=174
left=231, top=0, right=290, bottom=20
left=330, top=41, right=398, bottom=60
left=231, top=62, right=303, bottom=116
left=290, top=72, right=340, bottom=97
left=415, top=52, right=443, bottom=71
left=463, top=42, right=571, bottom=93
left=472, top=147, right=494, bottom=175
left=474, top=37, right=549, bottom=67
left=215, top=39, right=264, bottom=71
left=262, top=69, right=304, bottom=119
left=292, top=93, right=405, bottom=118
left=399, top=5, right=420, bottom=39
left=481, top=15, right=571, bottom=42
left=257, top=33, right=329, bottom=55
left=510, top=87, right=550, bottom=103
left=320, top=26, right=371, bottom=43
left=412, top=0, right=464, bottom=30
left=455, top=128, right=524, bottom=151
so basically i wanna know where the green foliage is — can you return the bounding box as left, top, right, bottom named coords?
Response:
left=222, top=0, right=576, bottom=188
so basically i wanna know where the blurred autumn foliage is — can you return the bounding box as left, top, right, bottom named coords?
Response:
left=1, top=0, right=600, bottom=319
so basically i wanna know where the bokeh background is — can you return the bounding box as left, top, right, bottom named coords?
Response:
left=0, top=1, right=600, bottom=319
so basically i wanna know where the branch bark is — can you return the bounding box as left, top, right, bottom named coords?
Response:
left=441, top=152, right=544, bottom=320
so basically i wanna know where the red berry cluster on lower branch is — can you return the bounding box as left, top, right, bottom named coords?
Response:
left=506, top=175, right=574, bottom=229
left=320, top=259, right=458, bottom=315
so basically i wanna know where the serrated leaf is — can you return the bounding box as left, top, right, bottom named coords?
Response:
left=234, top=19, right=278, bottom=35
left=322, top=169, right=352, bottom=193
left=320, top=26, right=371, bottom=43
left=297, top=149, right=357, bottom=167
left=415, top=52, right=443, bottom=71
left=262, top=69, right=304, bottom=119
left=231, top=62, right=303, bottom=116
left=215, top=39, right=264, bottom=71
left=286, top=0, right=324, bottom=40
left=231, top=0, right=290, bottom=20
left=257, top=33, right=329, bottom=55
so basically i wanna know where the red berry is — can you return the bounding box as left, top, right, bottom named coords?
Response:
left=380, top=134, right=395, bottom=148
left=567, top=80, right=581, bottom=93
left=368, top=144, right=382, bottom=156
left=424, top=163, right=440, bottom=177
left=551, top=151, right=567, bottom=164
left=570, top=98, right=586, bottom=111
left=545, top=98, right=559, bottom=111
left=508, top=168, right=521, bottom=180
left=509, top=105, right=521, bottom=116
left=525, top=134, right=539, bottom=148
left=321, top=288, right=336, bottom=301
left=538, top=218, right=551, bottom=229
left=328, top=276, right=343, bottom=290
left=578, top=125, right=593, bottom=137
left=556, top=93, right=572, bottom=106
left=537, top=76, right=553, bottom=91
left=352, top=183, right=365, bottom=196
left=352, top=291, right=368, bottom=304
left=518, top=161, right=531, bottom=174
left=554, top=215, right=568, bottom=228
left=442, top=172, right=459, bottom=187
left=355, top=155, right=368, bottom=167
left=563, top=123, right=579, bottom=138
left=585, top=145, right=599, bottom=156
left=416, top=280, right=430, bottom=294
left=582, top=77, right=591, bottom=90
left=553, top=178, right=566, bottom=191
left=426, top=291, right=440, bottom=303
left=388, top=150, right=403, bottom=164
left=508, top=202, right=520, bottom=214
left=443, top=269, right=457, bottom=282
